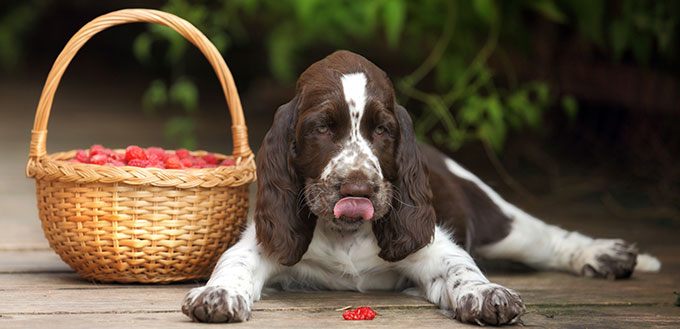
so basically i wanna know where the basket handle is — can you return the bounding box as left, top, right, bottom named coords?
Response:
left=29, top=8, right=251, bottom=162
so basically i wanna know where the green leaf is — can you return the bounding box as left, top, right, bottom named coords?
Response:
left=459, top=103, right=482, bottom=125
left=383, top=0, right=406, bottom=48
left=562, top=95, right=578, bottom=121
left=486, top=96, right=503, bottom=124
left=164, top=116, right=197, bottom=150
left=477, top=121, right=505, bottom=151
left=529, top=0, right=567, bottom=23
left=532, top=82, right=550, bottom=105
left=473, top=0, right=497, bottom=25
left=142, top=80, right=167, bottom=114
left=169, top=78, right=199, bottom=113
left=609, top=19, right=629, bottom=60
left=294, top=0, right=319, bottom=22
left=268, top=24, right=298, bottom=82
left=210, top=33, right=231, bottom=53
left=150, top=24, right=188, bottom=64
left=133, top=32, right=152, bottom=63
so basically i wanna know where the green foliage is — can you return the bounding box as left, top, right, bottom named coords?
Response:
left=142, top=79, right=168, bottom=113
left=3, top=1, right=678, bottom=150
left=383, top=0, right=406, bottom=48
left=135, top=0, right=677, bottom=150
left=0, top=1, right=49, bottom=71
left=561, top=96, right=578, bottom=121
left=561, top=0, right=679, bottom=64
left=164, top=116, right=197, bottom=150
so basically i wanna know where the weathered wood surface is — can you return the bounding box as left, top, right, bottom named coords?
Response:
left=2, top=76, right=679, bottom=328
left=2, top=301, right=679, bottom=329
left=1, top=249, right=678, bottom=328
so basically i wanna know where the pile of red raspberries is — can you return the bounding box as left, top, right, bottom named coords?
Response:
left=70, top=145, right=234, bottom=169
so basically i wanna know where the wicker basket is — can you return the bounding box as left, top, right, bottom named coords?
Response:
left=25, top=9, right=256, bottom=283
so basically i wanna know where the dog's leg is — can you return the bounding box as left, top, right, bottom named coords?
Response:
left=441, top=158, right=661, bottom=278
left=397, top=226, right=525, bottom=325
left=475, top=206, right=661, bottom=279
left=181, top=222, right=281, bottom=322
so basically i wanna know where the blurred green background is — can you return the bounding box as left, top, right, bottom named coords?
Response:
left=1, top=0, right=679, bottom=220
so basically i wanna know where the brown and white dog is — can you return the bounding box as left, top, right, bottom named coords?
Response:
left=181, top=51, right=660, bottom=325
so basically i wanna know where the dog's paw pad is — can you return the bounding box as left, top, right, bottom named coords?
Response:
left=452, top=283, right=526, bottom=325
left=574, top=239, right=637, bottom=279
left=181, top=286, right=251, bottom=323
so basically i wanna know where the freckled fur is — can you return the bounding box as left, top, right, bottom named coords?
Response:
left=181, top=50, right=659, bottom=326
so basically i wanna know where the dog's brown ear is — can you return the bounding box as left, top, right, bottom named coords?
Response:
left=373, top=105, right=436, bottom=262
left=255, top=97, right=316, bottom=266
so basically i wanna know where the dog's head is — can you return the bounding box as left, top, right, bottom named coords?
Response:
left=255, top=50, right=436, bottom=265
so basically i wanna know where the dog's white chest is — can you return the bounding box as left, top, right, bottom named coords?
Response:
left=270, top=223, right=406, bottom=291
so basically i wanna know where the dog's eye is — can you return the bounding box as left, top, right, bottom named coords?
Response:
left=316, top=125, right=330, bottom=135
left=374, top=125, right=386, bottom=137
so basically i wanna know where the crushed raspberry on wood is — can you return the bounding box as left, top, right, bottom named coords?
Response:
left=342, top=307, right=376, bottom=320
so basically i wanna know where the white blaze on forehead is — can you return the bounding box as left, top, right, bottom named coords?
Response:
left=320, top=72, right=383, bottom=181
left=341, top=73, right=367, bottom=140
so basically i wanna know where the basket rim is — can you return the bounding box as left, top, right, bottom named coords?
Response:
left=27, top=149, right=256, bottom=189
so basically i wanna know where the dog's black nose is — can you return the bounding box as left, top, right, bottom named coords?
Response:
left=340, top=182, right=373, bottom=197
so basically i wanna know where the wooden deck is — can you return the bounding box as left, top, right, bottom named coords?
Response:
left=2, top=75, right=679, bottom=328
left=1, top=246, right=678, bottom=328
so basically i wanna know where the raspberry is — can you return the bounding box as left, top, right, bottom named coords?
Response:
left=125, top=145, right=148, bottom=162
left=181, top=157, right=193, bottom=168
left=147, top=153, right=162, bottom=163
left=89, top=154, right=108, bottom=165
left=165, top=156, right=182, bottom=169
left=342, top=307, right=375, bottom=320
left=219, top=159, right=235, bottom=166
left=205, top=164, right=218, bottom=168
left=110, top=160, right=126, bottom=167
left=145, top=160, right=165, bottom=169
left=176, top=148, right=191, bottom=159
left=109, top=152, right=123, bottom=161
left=89, top=144, right=105, bottom=156
left=75, top=150, right=89, bottom=163
left=127, top=159, right=148, bottom=167
left=193, top=157, right=207, bottom=168
left=146, top=147, right=166, bottom=158
left=202, top=153, right=218, bottom=164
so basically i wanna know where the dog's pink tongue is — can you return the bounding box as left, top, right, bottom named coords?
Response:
left=334, top=197, right=374, bottom=220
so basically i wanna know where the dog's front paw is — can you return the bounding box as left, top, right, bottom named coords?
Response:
left=450, top=282, right=525, bottom=326
left=573, top=239, right=637, bottom=279
left=181, top=286, right=251, bottom=323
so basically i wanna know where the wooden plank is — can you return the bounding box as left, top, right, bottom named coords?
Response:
left=491, top=271, right=679, bottom=305
left=0, top=309, right=455, bottom=329
left=0, top=288, right=433, bottom=315
left=525, top=304, right=680, bottom=328
left=1, top=254, right=677, bottom=314
left=1, top=305, right=679, bottom=329
left=2, top=265, right=677, bottom=308
left=0, top=250, right=72, bottom=273
left=2, top=272, right=677, bottom=315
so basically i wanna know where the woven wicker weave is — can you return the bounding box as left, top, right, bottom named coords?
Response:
left=25, top=9, right=256, bottom=283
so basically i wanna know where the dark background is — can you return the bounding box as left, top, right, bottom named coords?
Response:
left=2, top=0, right=679, bottom=225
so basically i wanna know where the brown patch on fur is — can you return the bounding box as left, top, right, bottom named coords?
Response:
left=372, top=105, right=436, bottom=261
left=420, top=143, right=512, bottom=252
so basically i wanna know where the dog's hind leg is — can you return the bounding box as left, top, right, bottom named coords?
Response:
left=439, top=156, right=661, bottom=278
